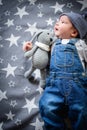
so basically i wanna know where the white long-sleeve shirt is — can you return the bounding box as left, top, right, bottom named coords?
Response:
left=75, top=39, right=87, bottom=70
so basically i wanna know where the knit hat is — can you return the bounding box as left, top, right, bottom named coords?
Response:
left=60, top=12, right=87, bottom=39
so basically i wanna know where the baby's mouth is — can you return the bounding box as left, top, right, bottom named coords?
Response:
left=55, top=26, right=58, bottom=31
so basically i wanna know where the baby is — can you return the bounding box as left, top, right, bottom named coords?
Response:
left=23, top=12, right=87, bottom=130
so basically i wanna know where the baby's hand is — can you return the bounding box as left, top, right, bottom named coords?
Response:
left=23, top=41, right=32, bottom=51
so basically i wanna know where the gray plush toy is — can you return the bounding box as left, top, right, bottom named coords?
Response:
left=24, top=30, right=54, bottom=88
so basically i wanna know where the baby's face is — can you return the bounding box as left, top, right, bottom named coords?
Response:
left=54, top=15, right=78, bottom=39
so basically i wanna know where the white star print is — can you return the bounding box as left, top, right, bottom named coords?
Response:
left=77, top=0, right=87, bottom=10
left=28, top=0, right=37, bottom=5
left=5, top=111, right=15, bottom=120
left=11, top=55, right=18, bottom=61
left=0, top=44, right=3, bottom=48
left=37, top=12, right=44, bottom=17
left=22, top=98, right=38, bottom=114
left=10, top=100, right=17, bottom=107
left=37, top=4, right=43, bottom=9
left=50, top=2, right=65, bottom=13
left=16, top=25, right=22, bottom=31
left=0, top=122, right=3, bottom=130
left=8, top=80, right=15, bottom=87
left=67, top=2, right=73, bottom=8
left=15, top=6, right=29, bottom=19
left=4, top=10, right=10, bottom=16
left=20, top=66, right=24, bottom=70
left=2, top=63, right=17, bottom=78
left=0, top=57, right=3, bottom=63
left=30, top=118, right=44, bottom=130
left=0, top=90, right=7, bottom=101
left=6, top=34, right=20, bottom=47
left=46, top=18, right=54, bottom=26
left=36, top=85, right=43, bottom=94
left=15, top=119, right=22, bottom=126
left=24, top=86, right=30, bottom=93
left=0, top=0, right=3, bottom=5
left=25, top=23, right=38, bottom=36
left=5, top=19, right=14, bottom=27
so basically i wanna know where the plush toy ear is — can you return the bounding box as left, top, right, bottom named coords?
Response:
left=30, top=30, right=43, bottom=42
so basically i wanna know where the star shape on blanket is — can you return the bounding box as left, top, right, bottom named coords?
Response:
left=0, top=90, right=7, bottom=101
left=50, top=2, right=65, bottom=13
left=1, top=63, right=17, bottom=78
left=15, top=6, right=29, bottom=19
left=30, top=118, right=44, bottom=130
left=77, top=0, right=87, bottom=10
left=22, top=98, right=38, bottom=114
left=0, top=122, right=3, bottom=130
left=5, top=34, right=20, bottom=47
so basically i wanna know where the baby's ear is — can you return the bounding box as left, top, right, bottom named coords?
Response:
left=71, top=29, right=79, bottom=38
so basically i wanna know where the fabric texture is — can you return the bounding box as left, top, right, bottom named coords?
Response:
left=0, top=0, right=87, bottom=130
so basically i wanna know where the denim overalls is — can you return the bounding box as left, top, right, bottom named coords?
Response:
left=39, top=39, right=87, bottom=130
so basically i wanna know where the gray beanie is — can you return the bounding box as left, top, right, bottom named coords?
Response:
left=60, top=12, right=87, bottom=39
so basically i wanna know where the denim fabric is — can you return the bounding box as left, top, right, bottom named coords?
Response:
left=39, top=39, right=87, bottom=130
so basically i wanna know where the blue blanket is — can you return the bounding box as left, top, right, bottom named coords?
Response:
left=0, top=0, right=87, bottom=130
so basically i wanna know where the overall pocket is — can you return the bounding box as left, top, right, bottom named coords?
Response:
left=54, top=46, right=74, bottom=67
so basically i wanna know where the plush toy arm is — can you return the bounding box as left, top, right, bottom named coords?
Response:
left=24, top=45, right=38, bottom=58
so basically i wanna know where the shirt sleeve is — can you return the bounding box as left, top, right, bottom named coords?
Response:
left=75, top=39, right=87, bottom=70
